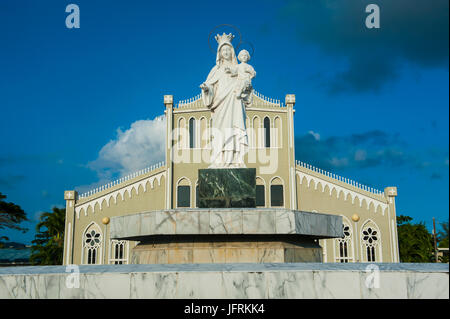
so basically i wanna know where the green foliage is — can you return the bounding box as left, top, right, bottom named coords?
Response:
left=438, top=252, right=449, bottom=263
left=0, top=236, right=8, bottom=248
left=0, top=192, right=28, bottom=248
left=397, top=215, right=413, bottom=224
left=397, top=215, right=434, bottom=263
left=0, top=192, right=28, bottom=235
left=437, top=221, right=449, bottom=248
left=30, top=207, right=65, bottom=265
left=437, top=221, right=449, bottom=263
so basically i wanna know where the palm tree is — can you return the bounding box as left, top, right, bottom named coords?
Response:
left=30, top=207, right=66, bottom=265
left=397, top=215, right=434, bottom=262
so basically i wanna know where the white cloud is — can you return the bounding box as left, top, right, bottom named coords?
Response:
left=88, top=115, right=166, bottom=180
left=354, top=149, right=367, bottom=162
left=329, top=157, right=349, bottom=168
left=308, top=130, right=321, bottom=141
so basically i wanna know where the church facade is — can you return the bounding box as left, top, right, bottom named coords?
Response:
left=63, top=90, right=400, bottom=265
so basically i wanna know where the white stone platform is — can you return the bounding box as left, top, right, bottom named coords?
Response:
left=109, top=208, right=343, bottom=239
left=0, top=263, right=447, bottom=299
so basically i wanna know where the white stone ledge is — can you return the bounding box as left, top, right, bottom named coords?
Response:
left=0, top=263, right=447, bottom=299
left=108, top=208, right=343, bottom=239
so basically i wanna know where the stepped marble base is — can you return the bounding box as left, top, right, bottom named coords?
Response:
left=110, top=209, right=343, bottom=239
left=110, top=208, right=342, bottom=264
left=131, top=235, right=322, bottom=264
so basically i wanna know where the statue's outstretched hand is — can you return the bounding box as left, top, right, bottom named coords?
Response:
left=200, top=83, right=209, bottom=92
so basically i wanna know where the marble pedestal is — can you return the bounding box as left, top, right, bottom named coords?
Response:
left=198, top=168, right=256, bottom=208
left=131, top=235, right=322, bottom=264
left=110, top=208, right=342, bottom=264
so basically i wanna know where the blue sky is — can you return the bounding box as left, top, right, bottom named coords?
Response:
left=0, top=0, right=448, bottom=244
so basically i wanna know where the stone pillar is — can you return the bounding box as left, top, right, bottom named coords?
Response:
left=63, top=190, right=77, bottom=265
left=285, top=94, right=297, bottom=210
left=101, top=217, right=110, bottom=265
left=385, top=186, right=399, bottom=262
left=351, top=213, right=361, bottom=262
left=164, top=95, right=174, bottom=209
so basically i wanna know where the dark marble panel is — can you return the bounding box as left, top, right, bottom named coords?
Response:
left=198, top=168, right=256, bottom=208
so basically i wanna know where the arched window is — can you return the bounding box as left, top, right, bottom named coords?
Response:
left=361, top=221, right=381, bottom=262
left=189, top=118, right=196, bottom=148
left=270, top=177, right=284, bottom=207
left=245, top=116, right=250, bottom=138
left=274, top=116, right=282, bottom=147
left=200, top=117, right=207, bottom=148
left=178, top=117, right=187, bottom=149
left=82, top=223, right=102, bottom=265
left=256, top=177, right=265, bottom=207
left=109, top=240, right=128, bottom=264
left=252, top=116, right=260, bottom=148
left=264, top=117, right=271, bottom=148
left=177, top=178, right=191, bottom=208
left=335, top=220, right=354, bottom=263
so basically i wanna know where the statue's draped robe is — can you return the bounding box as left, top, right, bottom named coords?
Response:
left=202, top=64, right=250, bottom=167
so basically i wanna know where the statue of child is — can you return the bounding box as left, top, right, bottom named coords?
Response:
left=225, top=49, right=256, bottom=101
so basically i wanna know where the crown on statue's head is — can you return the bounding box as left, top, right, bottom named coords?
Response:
left=215, top=32, right=235, bottom=47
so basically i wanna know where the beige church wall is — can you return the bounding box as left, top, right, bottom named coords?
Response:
left=295, top=171, right=398, bottom=263
left=171, top=109, right=212, bottom=209
left=172, top=161, right=208, bottom=208
left=170, top=102, right=294, bottom=209
left=69, top=169, right=167, bottom=264
left=64, top=92, right=399, bottom=265
left=171, top=157, right=291, bottom=209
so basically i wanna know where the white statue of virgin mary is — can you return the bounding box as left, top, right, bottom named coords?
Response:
left=200, top=33, right=252, bottom=168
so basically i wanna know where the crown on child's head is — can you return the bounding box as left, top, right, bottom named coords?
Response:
left=215, top=33, right=235, bottom=47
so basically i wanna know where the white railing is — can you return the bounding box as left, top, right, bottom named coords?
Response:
left=175, top=91, right=285, bottom=108
left=176, top=94, right=202, bottom=109
left=295, top=160, right=384, bottom=196
left=78, top=161, right=165, bottom=199
left=253, top=90, right=284, bottom=107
